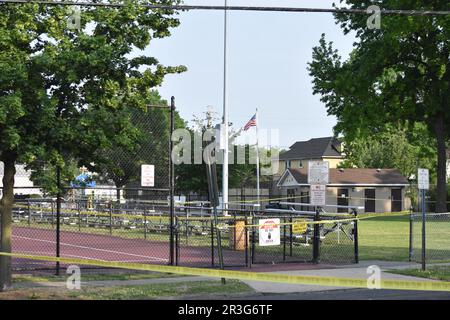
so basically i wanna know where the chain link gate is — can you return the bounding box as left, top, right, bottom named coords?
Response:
left=250, top=210, right=357, bottom=265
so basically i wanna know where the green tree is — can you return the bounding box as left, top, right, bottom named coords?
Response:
left=0, top=1, right=184, bottom=291
left=339, top=123, right=437, bottom=179
left=91, top=91, right=186, bottom=200
left=308, top=0, right=450, bottom=212
left=29, top=159, right=80, bottom=197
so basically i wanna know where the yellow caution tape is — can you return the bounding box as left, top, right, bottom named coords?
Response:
left=1, top=252, right=449, bottom=292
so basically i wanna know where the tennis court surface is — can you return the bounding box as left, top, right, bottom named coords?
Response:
left=11, top=226, right=249, bottom=271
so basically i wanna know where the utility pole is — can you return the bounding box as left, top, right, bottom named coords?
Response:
left=222, top=0, right=229, bottom=214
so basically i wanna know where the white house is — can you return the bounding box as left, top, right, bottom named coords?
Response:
left=0, top=163, right=42, bottom=198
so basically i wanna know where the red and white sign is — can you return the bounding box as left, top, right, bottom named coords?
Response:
left=259, top=219, right=281, bottom=246
left=310, top=184, right=326, bottom=206
left=141, top=164, right=155, bottom=187
left=418, top=168, right=429, bottom=190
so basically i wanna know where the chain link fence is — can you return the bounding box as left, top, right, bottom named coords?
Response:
left=411, top=212, right=450, bottom=263
left=10, top=104, right=175, bottom=273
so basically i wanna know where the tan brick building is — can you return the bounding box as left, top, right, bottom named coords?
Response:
left=276, top=167, right=410, bottom=213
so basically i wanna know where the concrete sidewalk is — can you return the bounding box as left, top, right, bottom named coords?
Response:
left=241, top=261, right=437, bottom=293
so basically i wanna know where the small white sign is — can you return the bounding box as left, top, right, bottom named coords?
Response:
left=141, top=164, right=155, bottom=187
left=418, top=168, right=429, bottom=190
left=308, top=161, right=329, bottom=185
left=259, top=219, right=280, bottom=246
left=218, top=124, right=227, bottom=150
left=310, top=184, right=326, bottom=206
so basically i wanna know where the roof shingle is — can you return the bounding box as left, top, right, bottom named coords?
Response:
left=280, top=137, right=342, bottom=160
left=286, top=168, right=409, bottom=185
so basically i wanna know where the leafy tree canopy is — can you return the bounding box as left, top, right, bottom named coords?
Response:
left=0, top=0, right=185, bottom=290
left=308, top=0, right=449, bottom=212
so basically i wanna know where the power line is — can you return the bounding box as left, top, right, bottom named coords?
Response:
left=0, top=0, right=449, bottom=16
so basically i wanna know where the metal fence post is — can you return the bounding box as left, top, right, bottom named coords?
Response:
left=27, top=201, right=31, bottom=227
left=245, top=211, right=249, bottom=268
left=313, top=207, right=320, bottom=263
left=77, top=201, right=81, bottom=231
left=56, top=166, right=61, bottom=276
left=409, top=206, right=413, bottom=262
left=143, top=209, right=147, bottom=240
left=211, top=219, right=215, bottom=267
left=50, top=201, right=54, bottom=229
left=175, top=216, right=179, bottom=266
left=289, top=216, right=293, bottom=257
left=421, top=188, right=426, bottom=271
left=169, top=96, right=175, bottom=266
left=251, top=212, right=256, bottom=264
left=109, top=202, right=113, bottom=236
left=283, top=217, right=286, bottom=262
left=353, top=209, right=359, bottom=264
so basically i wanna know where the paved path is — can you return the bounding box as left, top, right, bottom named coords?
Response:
left=241, top=260, right=444, bottom=293
left=233, top=289, right=450, bottom=300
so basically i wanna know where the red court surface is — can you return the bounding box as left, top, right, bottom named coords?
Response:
left=11, top=227, right=322, bottom=272
left=11, top=226, right=247, bottom=270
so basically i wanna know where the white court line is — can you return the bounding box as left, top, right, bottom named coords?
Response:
left=13, top=251, right=109, bottom=262
left=13, top=235, right=169, bottom=262
left=15, top=252, right=164, bottom=264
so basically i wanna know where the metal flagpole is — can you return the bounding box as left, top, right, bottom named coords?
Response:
left=222, top=0, right=229, bottom=215
left=255, top=108, right=260, bottom=207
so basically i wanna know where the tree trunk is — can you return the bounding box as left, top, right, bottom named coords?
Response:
left=433, top=113, right=448, bottom=213
left=0, top=158, right=16, bottom=291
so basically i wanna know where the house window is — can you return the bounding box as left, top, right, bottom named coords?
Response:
left=299, top=160, right=303, bottom=168
left=286, top=160, right=291, bottom=169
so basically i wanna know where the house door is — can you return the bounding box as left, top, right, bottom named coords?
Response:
left=337, top=188, right=349, bottom=213
left=391, top=189, right=402, bottom=212
left=364, top=189, right=376, bottom=213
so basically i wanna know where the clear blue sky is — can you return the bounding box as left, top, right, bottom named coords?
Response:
left=146, top=0, right=355, bottom=149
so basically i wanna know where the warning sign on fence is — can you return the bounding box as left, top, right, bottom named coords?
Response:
left=293, top=219, right=308, bottom=234
left=141, top=164, right=155, bottom=187
left=310, top=184, right=326, bottom=206
left=259, top=219, right=280, bottom=246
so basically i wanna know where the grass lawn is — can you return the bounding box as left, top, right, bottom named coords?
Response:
left=358, top=215, right=450, bottom=262
left=13, top=271, right=184, bottom=283
left=358, top=216, right=411, bottom=261
left=0, top=280, right=253, bottom=300
left=388, top=265, right=450, bottom=282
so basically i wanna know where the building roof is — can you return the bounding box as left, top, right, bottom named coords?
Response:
left=278, top=168, right=409, bottom=186
left=279, top=137, right=342, bottom=160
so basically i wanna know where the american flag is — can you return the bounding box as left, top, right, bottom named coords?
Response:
left=244, top=114, right=257, bottom=131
